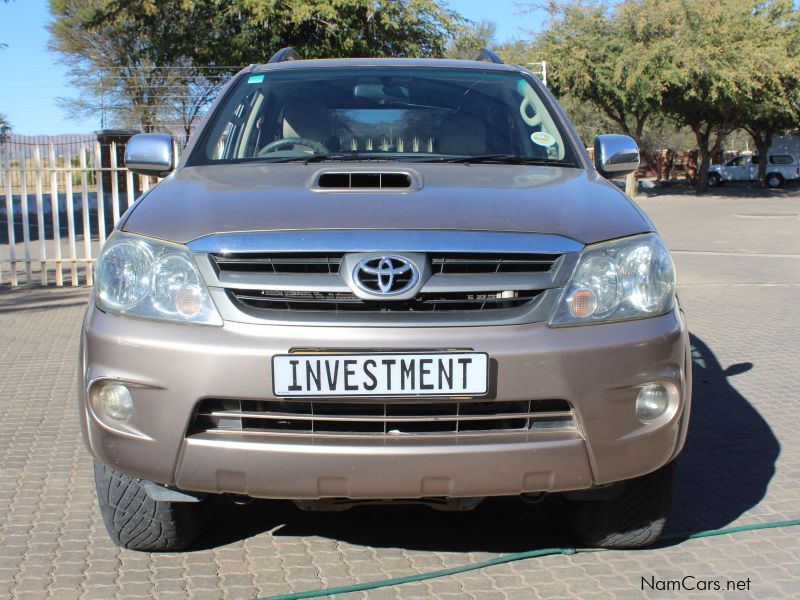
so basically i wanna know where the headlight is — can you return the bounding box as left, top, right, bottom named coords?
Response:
left=550, top=233, right=675, bottom=326
left=96, top=231, right=222, bottom=325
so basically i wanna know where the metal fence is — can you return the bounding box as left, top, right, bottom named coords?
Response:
left=0, top=134, right=161, bottom=287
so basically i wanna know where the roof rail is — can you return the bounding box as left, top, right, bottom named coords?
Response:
left=472, top=48, right=504, bottom=64
left=268, top=47, right=301, bottom=63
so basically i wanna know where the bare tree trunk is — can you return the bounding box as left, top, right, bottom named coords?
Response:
left=696, top=147, right=711, bottom=193
left=625, top=171, right=638, bottom=197
left=692, top=125, right=725, bottom=193
left=755, top=134, right=771, bottom=187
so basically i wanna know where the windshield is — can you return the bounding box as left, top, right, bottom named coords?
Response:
left=190, top=67, right=578, bottom=166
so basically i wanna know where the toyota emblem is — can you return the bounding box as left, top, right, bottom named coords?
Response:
left=353, top=256, right=419, bottom=296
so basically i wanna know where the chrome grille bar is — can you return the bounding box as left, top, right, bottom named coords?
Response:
left=191, top=398, right=576, bottom=436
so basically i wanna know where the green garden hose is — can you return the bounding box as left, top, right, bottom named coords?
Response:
left=258, top=518, right=800, bottom=600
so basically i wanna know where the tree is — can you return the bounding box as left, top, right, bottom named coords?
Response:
left=741, top=82, right=800, bottom=185
left=737, top=2, right=800, bottom=184
left=49, top=0, right=463, bottom=134
left=446, top=20, right=497, bottom=60
left=533, top=1, right=668, bottom=196
left=645, top=0, right=800, bottom=192
left=532, top=0, right=800, bottom=193
left=0, top=113, right=10, bottom=144
left=49, top=0, right=213, bottom=134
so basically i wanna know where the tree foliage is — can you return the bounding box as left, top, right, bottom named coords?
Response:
left=643, top=0, right=800, bottom=190
left=49, top=0, right=463, bottom=135
left=735, top=0, right=800, bottom=183
left=446, top=20, right=497, bottom=60
left=527, top=0, right=800, bottom=192
left=535, top=1, right=669, bottom=194
left=0, top=113, right=10, bottom=144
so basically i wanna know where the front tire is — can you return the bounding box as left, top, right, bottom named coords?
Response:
left=707, top=173, right=722, bottom=187
left=765, top=172, right=784, bottom=188
left=565, top=461, right=675, bottom=548
left=94, top=460, right=208, bottom=551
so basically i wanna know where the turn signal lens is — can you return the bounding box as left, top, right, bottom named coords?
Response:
left=567, top=288, right=597, bottom=318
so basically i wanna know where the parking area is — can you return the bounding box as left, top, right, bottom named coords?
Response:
left=0, top=188, right=799, bottom=599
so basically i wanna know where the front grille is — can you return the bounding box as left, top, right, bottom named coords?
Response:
left=229, top=289, right=543, bottom=312
left=430, top=253, right=559, bottom=274
left=191, top=398, right=575, bottom=436
left=211, top=252, right=560, bottom=277
left=211, top=253, right=343, bottom=274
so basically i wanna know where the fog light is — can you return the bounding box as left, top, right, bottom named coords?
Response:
left=635, top=383, right=670, bottom=421
left=98, top=383, right=133, bottom=421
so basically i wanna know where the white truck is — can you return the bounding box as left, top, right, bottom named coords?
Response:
left=708, top=135, right=800, bottom=188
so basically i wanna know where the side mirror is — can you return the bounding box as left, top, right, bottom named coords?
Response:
left=124, top=133, right=175, bottom=177
left=594, top=134, right=640, bottom=178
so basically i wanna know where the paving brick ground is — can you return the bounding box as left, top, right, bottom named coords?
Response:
left=0, top=187, right=798, bottom=599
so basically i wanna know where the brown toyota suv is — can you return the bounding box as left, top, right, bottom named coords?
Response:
left=80, top=49, right=690, bottom=552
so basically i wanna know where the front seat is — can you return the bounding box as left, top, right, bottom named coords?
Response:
left=281, top=104, right=335, bottom=150
left=436, top=113, right=488, bottom=156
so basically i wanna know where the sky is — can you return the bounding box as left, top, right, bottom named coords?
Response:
left=0, top=0, right=548, bottom=136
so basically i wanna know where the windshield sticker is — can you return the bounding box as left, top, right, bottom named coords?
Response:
left=247, top=74, right=265, bottom=84
left=531, top=131, right=555, bottom=147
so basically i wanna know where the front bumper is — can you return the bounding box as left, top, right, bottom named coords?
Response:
left=80, top=303, right=691, bottom=500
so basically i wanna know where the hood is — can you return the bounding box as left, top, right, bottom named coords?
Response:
left=122, top=163, right=651, bottom=245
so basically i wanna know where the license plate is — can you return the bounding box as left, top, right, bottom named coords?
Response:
left=272, top=352, right=488, bottom=397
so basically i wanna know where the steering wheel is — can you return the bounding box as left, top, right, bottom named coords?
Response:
left=258, top=137, right=328, bottom=156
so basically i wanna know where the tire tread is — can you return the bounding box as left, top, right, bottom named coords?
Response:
left=94, top=460, right=207, bottom=551
left=566, top=462, right=675, bottom=549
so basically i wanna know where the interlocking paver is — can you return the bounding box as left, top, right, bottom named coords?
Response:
left=1, top=190, right=799, bottom=599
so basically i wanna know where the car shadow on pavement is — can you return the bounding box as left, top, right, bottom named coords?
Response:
left=193, top=333, right=779, bottom=553
left=664, top=334, right=779, bottom=539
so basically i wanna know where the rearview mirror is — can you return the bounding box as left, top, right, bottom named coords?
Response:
left=124, top=133, right=175, bottom=177
left=594, top=134, right=639, bottom=178
left=353, top=83, right=410, bottom=101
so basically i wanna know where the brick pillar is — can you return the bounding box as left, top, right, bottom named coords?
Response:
left=95, top=129, right=140, bottom=193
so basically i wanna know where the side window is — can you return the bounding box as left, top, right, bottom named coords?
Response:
left=728, top=157, right=745, bottom=166
left=749, top=155, right=759, bottom=165
left=769, top=154, right=793, bottom=165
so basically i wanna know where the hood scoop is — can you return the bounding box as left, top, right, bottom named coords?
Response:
left=311, top=170, right=421, bottom=192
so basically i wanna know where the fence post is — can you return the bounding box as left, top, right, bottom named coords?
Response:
left=79, top=144, right=93, bottom=286
left=94, top=141, right=106, bottom=245
left=3, top=151, right=16, bottom=286
left=49, top=143, right=63, bottom=286
left=64, top=146, right=78, bottom=286
left=20, top=149, right=33, bottom=284
left=125, top=167, right=135, bottom=209
left=34, top=145, right=48, bottom=285
left=109, top=141, right=121, bottom=225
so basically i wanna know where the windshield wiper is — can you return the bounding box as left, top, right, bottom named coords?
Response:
left=418, top=154, right=577, bottom=167
left=269, top=153, right=401, bottom=164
